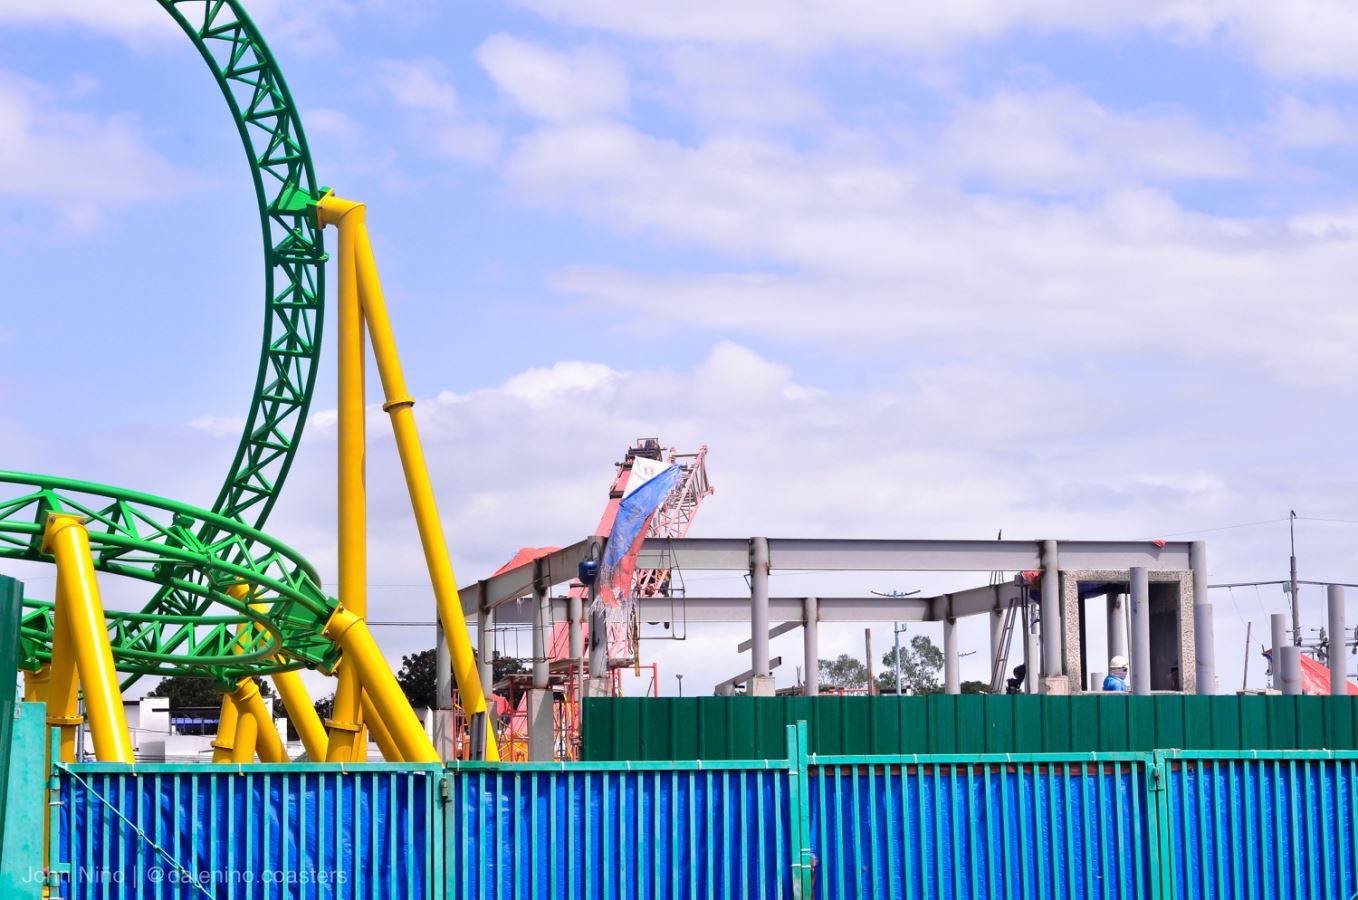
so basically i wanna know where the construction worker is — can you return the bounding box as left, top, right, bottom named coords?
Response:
left=1103, top=656, right=1129, bottom=692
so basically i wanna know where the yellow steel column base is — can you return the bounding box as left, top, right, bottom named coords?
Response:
left=324, top=605, right=438, bottom=763
left=229, top=679, right=288, bottom=764
left=24, top=665, right=51, bottom=703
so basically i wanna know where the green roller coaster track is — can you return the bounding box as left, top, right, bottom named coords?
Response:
left=9, top=0, right=335, bottom=688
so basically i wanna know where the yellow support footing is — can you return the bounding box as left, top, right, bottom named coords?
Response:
left=45, top=597, right=81, bottom=763
left=230, top=678, right=287, bottom=763
left=43, top=514, right=134, bottom=764
left=324, top=605, right=438, bottom=763
left=360, top=690, right=403, bottom=763
left=211, top=696, right=239, bottom=763
left=231, top=698, right=258, bottom=764
left=23, top=664, right=50, bottom=703
left=270, top=668, right=329, bottom=761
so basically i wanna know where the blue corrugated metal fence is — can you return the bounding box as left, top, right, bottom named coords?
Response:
left=57, top=763, right=440, bottom=900
left=1158, top=750, right=1358, bottom=900
left=45, top=730, right=1358, bottom=899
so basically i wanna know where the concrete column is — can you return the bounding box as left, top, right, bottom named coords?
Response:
left=435, top=620, right=452, bottom=709
left=1106, top=593, right=1128, bottom=662
left=588, top=607, right=607, bottom=678
left=803, top=596, right=819, bottom=697
left=1129, top=566, right=1151, bottom=695
left=1025, top=604, right=1040, bottom=693
left=1190, top=541, right=1215, bottom=695
left=1090, top=671, right=1106, bottom=692
left=989, top=608, right=1003, bottom=690
left=1270, top=613, right=1288, bottom=689
left=567, top=594, right=583, bottom=661
left=1329, top=585, right=1348, bottom=695
left=1279, top=645, right=1303, bottom=695
left=476, top=600, right=495, bottom=704
left=527, top=565, right=554, bottom=761
left=1040, top=540, right=1062, bottom=678
left=943, top=618, right=960, bottom=695
left=532, top=567, right=550, bottom=691
left=748, top=536, right=774, bottom=695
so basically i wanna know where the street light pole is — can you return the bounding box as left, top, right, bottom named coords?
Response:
left=1290, top=511, right=1301, bottom=646
left=893, top=622, right=908, bottom=696
left=675, top=673, right=684, bottom=697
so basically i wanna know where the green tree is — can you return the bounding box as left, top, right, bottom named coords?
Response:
left=148, top=674, right=274, bottom=708
left=313, top=692, right=333, bottom=723
left=960, top=680, right=990, bottom=695
left=396, top=647, right=532, bottom=709
left=817, top=653, right=870, bottom=690
left=875, top=634, right=945, bottom=695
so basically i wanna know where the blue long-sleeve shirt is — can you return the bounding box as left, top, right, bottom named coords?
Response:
left=1102, top=673, right=1129, bottom=692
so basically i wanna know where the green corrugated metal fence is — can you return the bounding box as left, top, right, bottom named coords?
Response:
left=583, top=695, right=1358, bottom=760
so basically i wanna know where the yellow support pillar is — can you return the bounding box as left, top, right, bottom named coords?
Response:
left=316, top=193, right=371, bottom=763
left=231, top=698, right=258, bottom=764
left=229, top=678, right=287, bottom=763
left=212, top=584, right=254, bottom=764
left=270, top=669, right=329, bottom=762
left=339, top=201, right=499, bottom=761
left=211, top=697, right=239, bottom=763
left=45, top=602, right=82, bottom=763
left=43, top=514, right=134, bottom=764
left=23, top=664, right=50, bottom=703
left=323, top=606, right=438, bottom=763
left=359, top=690, right=403, bottom=763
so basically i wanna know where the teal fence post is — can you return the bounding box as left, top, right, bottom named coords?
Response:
left=1144, top=750, right=1172, bottom=900
left=786, top=721, right=814, bottom=899
left=0, top=574, right=21, bottom=869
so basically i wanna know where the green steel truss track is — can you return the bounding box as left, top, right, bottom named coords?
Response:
left=158, top=0, right=325, bottom=530
left=10, top=1, right=335, bottom=687
left=5, top=473, right=337, bottom=683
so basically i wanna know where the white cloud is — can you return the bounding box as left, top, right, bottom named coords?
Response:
left=941, top=88, right=1251, bottom=191
left=0, top=71, right=206, bottom=228
left=1266, top=95, right=1358, bottom=149
left=477, top=33, right=629, bottom=122
left=512, top=0, right=1358, bottom=81
left=374, top=58, right=460, bottom=114
left=368, top=58, right=501, bottom=164
left=659, top=47, right=822, bottom=126
left=0, top=0, right=173, bottom=41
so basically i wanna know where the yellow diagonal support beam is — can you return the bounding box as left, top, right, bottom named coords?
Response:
left=43, top=513, right=134, bottom=764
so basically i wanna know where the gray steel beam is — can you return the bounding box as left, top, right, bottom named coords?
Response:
left=929, top=582, right=1021, bottom=621
left=632, top=537, right=1193, bottom=572
left=459, top=538, right=595, bottom=614
left=737, top=620, right=801, bottom=653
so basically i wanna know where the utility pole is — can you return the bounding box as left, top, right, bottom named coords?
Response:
left=864, top=628, right=876, bottom=696
left=1290, top=511, right=1301, bottom=646
left=675, top=673, right=683, bottom=697
left=1241, top=621, right=1251, bottom=692
left=893, top=622, right=908, bottom=696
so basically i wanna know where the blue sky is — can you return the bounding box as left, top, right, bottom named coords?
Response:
left=6, top=1, right=1358, bottom=694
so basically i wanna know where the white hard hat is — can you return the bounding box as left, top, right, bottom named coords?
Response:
left=1110, top=655, right=1128, bottom=669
